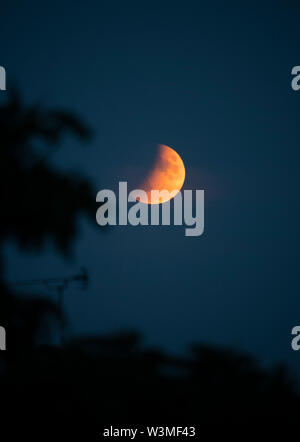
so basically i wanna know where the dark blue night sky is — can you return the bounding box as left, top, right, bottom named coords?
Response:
left=1, top=1, right=300, bottom=378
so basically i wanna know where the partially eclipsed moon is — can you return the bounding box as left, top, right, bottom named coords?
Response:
left=138, top=144, right=185, bottom=204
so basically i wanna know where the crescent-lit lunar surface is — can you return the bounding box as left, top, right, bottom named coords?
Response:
left=139, top=144, right=185, bottom=204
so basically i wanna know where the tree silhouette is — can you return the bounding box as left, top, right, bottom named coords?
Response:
left=0, top=90, right=95, bottom=353
left=0, top=89, right=94, bottom=264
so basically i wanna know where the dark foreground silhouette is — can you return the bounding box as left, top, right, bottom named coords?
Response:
left=0, top=328, right=299, bottom=438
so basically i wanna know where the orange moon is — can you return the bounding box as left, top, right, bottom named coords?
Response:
left=138, top=144, right=185, bottom=204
